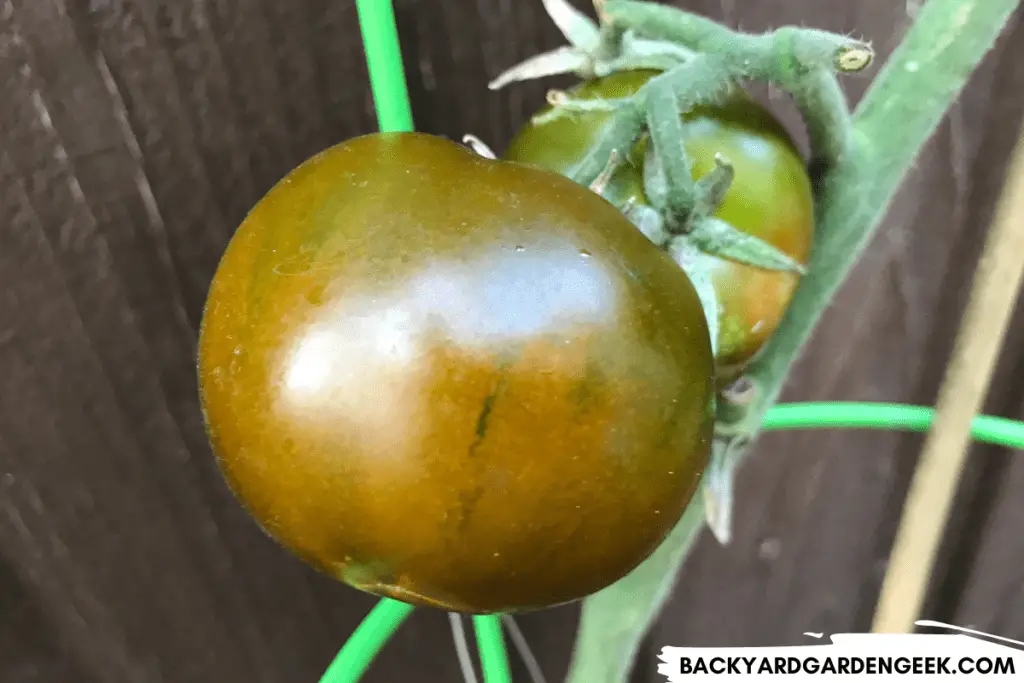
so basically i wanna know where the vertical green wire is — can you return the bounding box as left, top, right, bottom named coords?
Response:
left=474, top=615, right=515, bottom=683
left=356, top=0, right=415, bottom=133
left=334, top=0, right=418, bottom=670
left=327, top=5, right=516, bottom=683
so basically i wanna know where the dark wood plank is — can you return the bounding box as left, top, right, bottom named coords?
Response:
left=0, top=147, right=250, bottom=681
left=61, top=0, right=235, bottom=322
left=256, top=0, right=330, bottom=166
left=1, top=11, right=280, bottom=681
left=101, top=0, right=266, bottom=227
left=306, top=0, right=376, bottom=136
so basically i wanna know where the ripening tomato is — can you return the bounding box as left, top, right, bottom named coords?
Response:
left=503, top=70, right=814, bottom=377
left=198, top=132, right=715, bottom=614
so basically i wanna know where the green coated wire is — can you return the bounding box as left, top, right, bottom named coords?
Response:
left=318, top=598, right=414, bottom=683
left=764, top=402, right=1024, bottom=449
left=340, top=2, right=512, bottom=681
left=345, top=0, right=1024, bottom=680
left=355, top=0, right=414, bottom=133
left=475, top=615, right=515, bottom=683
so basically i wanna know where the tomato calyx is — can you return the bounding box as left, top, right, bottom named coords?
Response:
left=640, top=77, right=808, bottom=276
left=508, top=79, right=809, bottom=280
left=636, top=138, right=808, bottom=277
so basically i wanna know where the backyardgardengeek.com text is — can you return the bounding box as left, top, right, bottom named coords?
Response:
left=676, top=655, right=1015, bottom=676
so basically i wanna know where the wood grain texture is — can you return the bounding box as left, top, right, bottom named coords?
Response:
left=0, top=1, right=1021, bottom=681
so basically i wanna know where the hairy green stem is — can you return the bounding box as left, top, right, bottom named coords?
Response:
left=596, top=18, right=625, bottom=61
left=569, top=102, right=646, bottom=186
left=604, top=0, right=871, bottom=73
left=605, top=0, right=733, bottom=51
left=569, top=55, right=737, bottom=187
left=569, top=29, right=864, bottom=189
left=642, top=144, right=670, bottom=217
left=782, top=67, right=853, bottom=174
left=646, top=80, right=698, bottom=217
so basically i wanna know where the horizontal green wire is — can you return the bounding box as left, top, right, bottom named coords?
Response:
left=763, top=402, right=1024, bottom=449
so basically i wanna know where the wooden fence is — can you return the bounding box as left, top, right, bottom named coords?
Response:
left=1, top=1, right=1022, bottom=681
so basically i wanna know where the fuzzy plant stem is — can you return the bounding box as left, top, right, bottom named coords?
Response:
left=565, top=1, right=1020, bottom=683
left=602, top=1, right=864, bottom=172
left=603, top=0, right=873, bottom=73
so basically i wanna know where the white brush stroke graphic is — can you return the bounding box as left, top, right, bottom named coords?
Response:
left=658, top=621, right=1024, bottom=681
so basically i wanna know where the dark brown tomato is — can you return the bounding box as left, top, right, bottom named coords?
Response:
left=197, top=132, right=714, bottom=613
left=503, top=70, right=815, bottom=378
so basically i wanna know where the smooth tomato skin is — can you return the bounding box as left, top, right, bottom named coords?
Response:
left=503, top=70, right=815, bottom=376
left=198, top=132, right=715, bottom=613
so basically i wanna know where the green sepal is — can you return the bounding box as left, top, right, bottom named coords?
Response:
left=542, top=0, right=600, bottom=52
left=667, top=237, right=720, bottom=357
left=688, top=216, right=807, bottom=274
left=488, top=47, right=589, bottom=91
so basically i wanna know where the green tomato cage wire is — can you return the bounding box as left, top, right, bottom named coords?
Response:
left=305, top=2, right=1024, bottom=682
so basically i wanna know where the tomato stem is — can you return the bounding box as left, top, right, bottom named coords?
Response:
left=595, top=12, right=625, bottom=61
left=779, top=67, right=853, bottom=178
left=603, top=2, right=872, bottom=74
left=645, top=79, right=698, bottom=218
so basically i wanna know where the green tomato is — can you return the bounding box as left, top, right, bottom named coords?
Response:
left=503, top=70, right=815, bottom=378
left=198, top=132, right=715, bottom=613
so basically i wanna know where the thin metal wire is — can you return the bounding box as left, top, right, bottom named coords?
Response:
left=449, top=613, right=480, bottom=683
left=502, top=615, right=549, bottom=683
